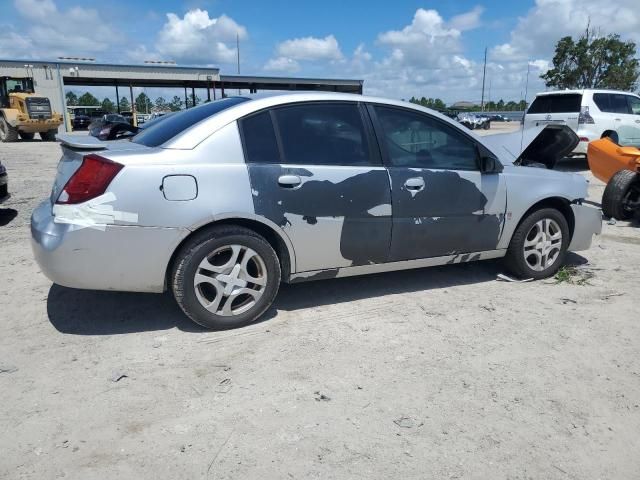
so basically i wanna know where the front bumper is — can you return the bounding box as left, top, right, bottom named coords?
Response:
left=17, top=116, right=63, bottom=133
left=568, top=203, right=602, bottom=251
left=31, top=200, right=188, bottom=293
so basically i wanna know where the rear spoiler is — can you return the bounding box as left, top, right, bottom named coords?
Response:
left=482, top=124, right=579, bottom=169
left=56, top=133, right=107, bottom=150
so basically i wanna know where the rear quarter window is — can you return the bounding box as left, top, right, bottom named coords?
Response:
left=593, top=93, right=633, bottom=114
left=527, top=94, right=582, bottom=114
left=132, top=97, right=249, bottom=147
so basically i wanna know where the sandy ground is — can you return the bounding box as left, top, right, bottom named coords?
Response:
left=1, top=127, right=639, bottom=480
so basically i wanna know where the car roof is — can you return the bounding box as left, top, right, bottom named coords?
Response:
left=535, top=89, right=639, bottom=97
left=165, top=91, right=486, bottom=150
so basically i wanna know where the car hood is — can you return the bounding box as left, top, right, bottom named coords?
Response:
left=482, top=124, right=578, bottom=169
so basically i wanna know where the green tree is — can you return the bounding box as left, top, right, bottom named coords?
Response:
left=496, top=99, right=505, bottom=110
left=101, top=98, right=116, bottom=113
left=185, top=95, right=202, bottom=108
left=78, top=92, right=99, bottom=106
left=169, top=95, right=183, bottom=111
left=155, top=97, right=169, bottom=111
left=135, top=93, right=152, bottom=114
left=119, top=96, right=130, bottom=112
left=408, top=96, right=446, bottom=110
left=541, top=25, right=640, bottom=90
left=65, top=91, right=78, bottom=106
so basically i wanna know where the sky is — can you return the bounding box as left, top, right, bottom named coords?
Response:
left=1, top=0, right=640, bottom=104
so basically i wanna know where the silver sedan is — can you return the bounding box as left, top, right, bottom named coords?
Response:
left=31, top=93, right=602, bottom=329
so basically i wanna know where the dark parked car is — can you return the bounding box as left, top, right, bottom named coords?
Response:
left=489, top=114, right=511, bottom=122
left=88, top=114, right=130, bottom=138
left=0, top=160, right=9, bottom=204
left=87, top=111, right=177, bottom=141
left=72, top=114, right=92, bottom=130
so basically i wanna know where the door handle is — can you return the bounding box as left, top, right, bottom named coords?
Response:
left=635, top=119, right=640, bottom=123
left=615, top=118, right=622, bottom=121
left=404, top=177, right=425, bottom=191
left=277, top=175, right=302, bottom=188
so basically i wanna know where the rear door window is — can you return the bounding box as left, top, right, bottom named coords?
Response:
left=527, top=94, right=582, bottom=114
left=132, top=97, right=249, bottom=147
left=272, top=103, right=376, bottom=166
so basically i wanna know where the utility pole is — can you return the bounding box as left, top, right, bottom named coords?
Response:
left=480, top=47, right=487, bottom=112
left=523, top=62, right=531, bottom=110
left=237, top=33, right=241, bottom=95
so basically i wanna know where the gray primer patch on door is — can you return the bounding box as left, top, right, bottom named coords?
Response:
left=389, top=169, right=503, bottom=261
left=247, top=165, right=392, bottom=268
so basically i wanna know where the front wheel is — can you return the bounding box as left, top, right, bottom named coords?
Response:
left=171, top=226, right=281, bottom=330
left=504, top=208, right=570, bottom=279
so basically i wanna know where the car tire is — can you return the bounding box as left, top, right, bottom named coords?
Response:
left=171, top=225, right=281, bottom=330
left=602, top=170, right=640, bottom=220
left=0, top=117, right=19, bottom=142
left=19, top=132, right=35, bottom=140
left=504, top=208, right=570, bottom=280
left=40, top=130, right=57, bottom=141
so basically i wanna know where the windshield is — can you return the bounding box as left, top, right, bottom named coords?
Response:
left=132, top=97, right=250, bottom=147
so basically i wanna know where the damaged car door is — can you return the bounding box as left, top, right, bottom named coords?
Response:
left=370, top=105, right=507, bottom=261
left=239, top=102, right=392, bottom=272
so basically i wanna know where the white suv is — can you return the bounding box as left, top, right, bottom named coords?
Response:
left=523, top=90, right=640, bottom=155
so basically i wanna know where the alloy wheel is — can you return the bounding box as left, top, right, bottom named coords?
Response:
left=193, top=244, right=268, bottom=316
left=523, top=218, right=563, bottom=271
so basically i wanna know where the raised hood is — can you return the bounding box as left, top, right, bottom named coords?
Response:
left=482, top=124, right=579, bottom=169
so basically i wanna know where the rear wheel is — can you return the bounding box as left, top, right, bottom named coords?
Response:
left=18, top=132, right=34, bottom=140
left=504, top=208, right=570, bottom=279
left=40, top=129, right=57, bottom=141
left=0, top=117, right=19, bottom=142
left=171, top=225, right=281, bottom=330
left=602, top=170, right=640, bottom=220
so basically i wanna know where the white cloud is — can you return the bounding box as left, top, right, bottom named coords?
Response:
left=448, top=6, right=484, bottom=32
left=264, top=57, right=300, bottom=73
left=155, top=9, right=247, bottom=64
left=7, top=0, right=120, bottom=58
left=490, top=0, right=640, bottom=62
left=264, top=34, right=343, bottom=74
left=377, top=8, right=463, bottom=68
left=276, top=35, right=343, bottom=61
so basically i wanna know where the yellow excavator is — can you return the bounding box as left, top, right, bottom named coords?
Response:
left=0, top=76, right=63, bottom=142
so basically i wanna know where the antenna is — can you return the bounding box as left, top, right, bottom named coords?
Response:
left=519, top=62, right=531, bottom=154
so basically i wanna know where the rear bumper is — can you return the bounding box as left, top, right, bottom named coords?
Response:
left=572, top=141, right=588, bottom=155
left=568, top=203, right=602, bottom=251
left=31, top=200, right=189, bottom=293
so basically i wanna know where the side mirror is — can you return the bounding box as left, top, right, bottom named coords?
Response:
left=479, top=155, right=503, bottom=173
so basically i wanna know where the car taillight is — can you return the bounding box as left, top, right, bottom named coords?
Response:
left=56, top=154, right=123, bottom=204
left=578, top=106, right=595, bottom=124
